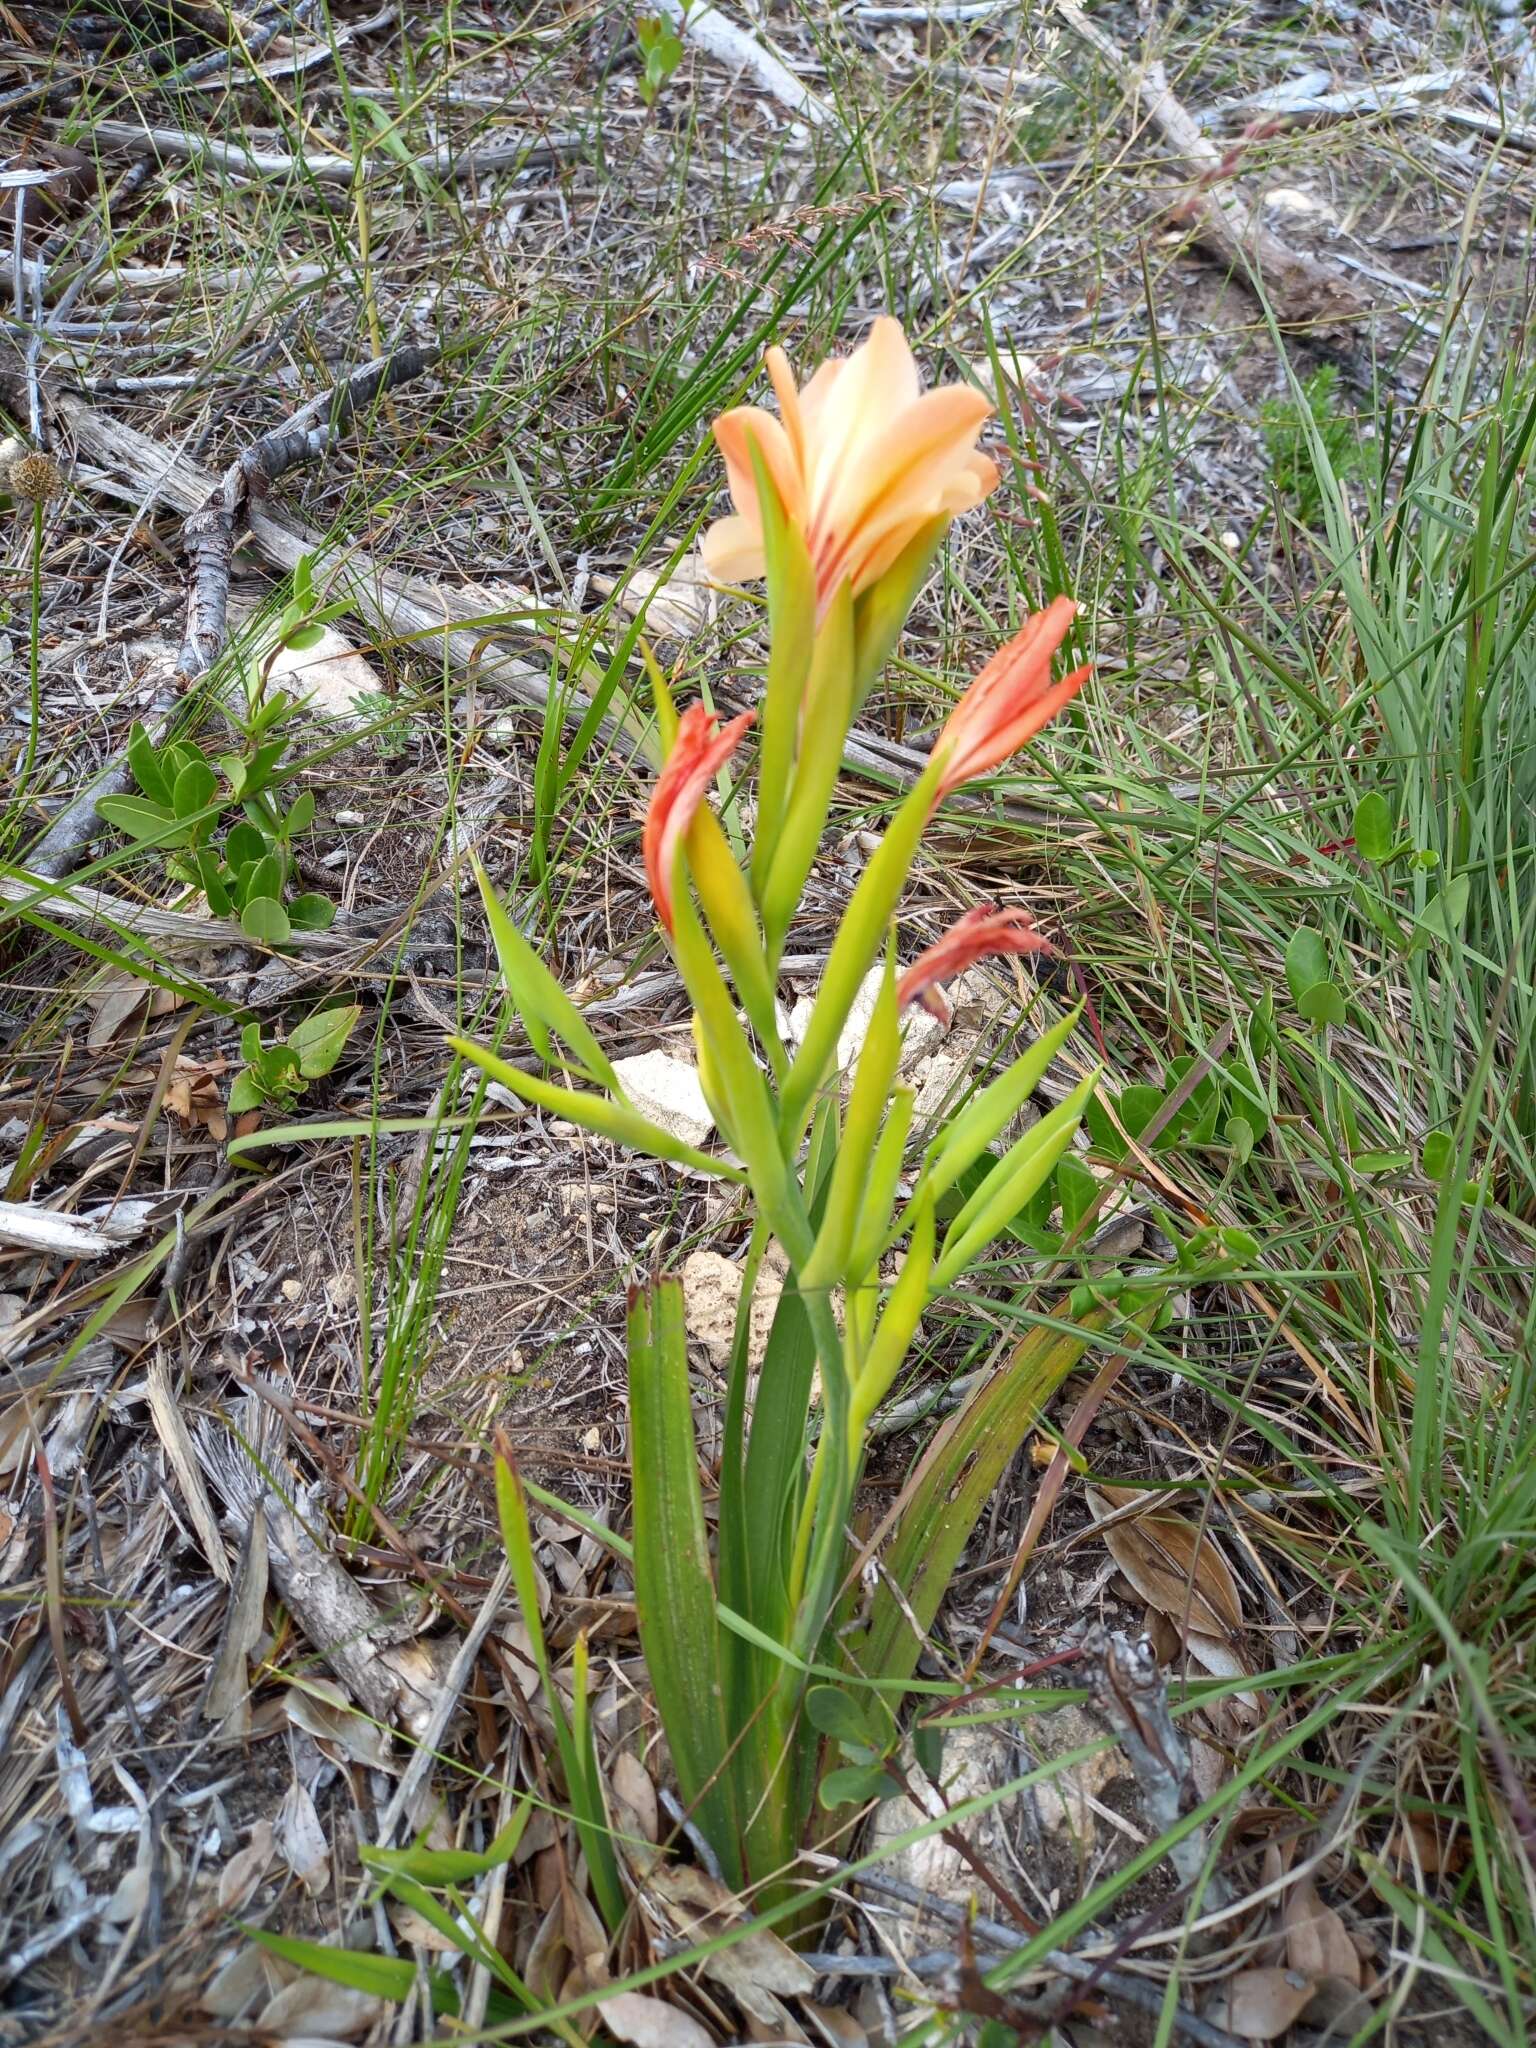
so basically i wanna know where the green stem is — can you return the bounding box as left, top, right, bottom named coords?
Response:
left=16, top=502, right=43, bottom=809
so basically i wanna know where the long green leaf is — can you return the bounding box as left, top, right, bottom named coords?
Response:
left=934, top=1076, right=1097, bottom=1286
left=922, top=1005, right=1084, bottom=1201
left=857, top=1305, right=1114, bottom=1689
left=361, top=1799, right=532, bottom=1884
left=627, top=1279, right=743, bottom=1886
left=472, top=855, right=619, bottom=1090
left=732, top=1275, right=821, bottom=1887
left=448, top=1039, right=745, bottom=1181
left=239, top=1926, right=423, bottom=2002
left=494, top=1450, right=628, bottom=1930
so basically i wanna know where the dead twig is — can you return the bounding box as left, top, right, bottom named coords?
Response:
left=83, top=119, right=585, bottom=187
left=653, top=0, right=832, bottom=126
left=1086, top=1627, right=1230, bottom=1912
left=848, top=1871, right=1244, bottom=2048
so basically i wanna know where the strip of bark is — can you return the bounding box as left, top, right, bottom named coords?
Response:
left=1086, top=1625, right=1229, bottom=1911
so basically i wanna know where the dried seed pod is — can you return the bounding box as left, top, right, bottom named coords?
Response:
left=7, top=451, right=64, bottom=505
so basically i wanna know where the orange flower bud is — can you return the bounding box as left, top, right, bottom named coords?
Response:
left=933, top=596, right=1090, bottom=798
left=897, top=905, right=1054, bottom=1023
left=643, top=704, right=754, bottom=934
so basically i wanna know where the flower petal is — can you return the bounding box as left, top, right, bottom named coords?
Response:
left=819, top=384, right=994, bottom=570
left=897, top=904, right=1054, bottom=1016
left=700, top=513, right=766, bottom=586
left=712, top=407, right=804, bottom=531
left=806, top=317, right=923, bottom=534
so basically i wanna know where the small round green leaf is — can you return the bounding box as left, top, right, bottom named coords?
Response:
left=818, top=1763, right=901, bottom=1811
left=1297, top=980, right=1346, bottom=1026
left=241, top=895, right=292, bottom=946
left=96, top=795, right=187, bottom=845
left=1285, top=926, right=1331, bottom=1006
left=806, top=1685, right=881, bottom=1755
left=287, top=892, right=335, bottom=932
left=1352, top=1149, right=1411, bottom=1176
left=173, top=757, right=219, bottom=820
left=1421, top=1131, right=1454, bottom=1179
left=288, top=1003, right=360, bottom=1079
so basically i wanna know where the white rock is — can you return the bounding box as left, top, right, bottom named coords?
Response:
left=612, top=1050, right=714, bottom=1149
left=1262, top=185, right=1334, bottom=222
left=230, top=602, right=380, bottom=718
left=867, top=1708, right=1136, bottom=1936
left=786, top=964, right=946, bottom=1080
left=866, top=1729, right=1018, bottom=1941
left=1025, top=1700, right=1133, bottom=1837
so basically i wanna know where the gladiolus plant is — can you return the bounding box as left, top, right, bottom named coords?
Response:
left=455, top=321, right=1132, bottom=1908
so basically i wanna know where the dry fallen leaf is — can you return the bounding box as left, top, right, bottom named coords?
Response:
left=1387, top=1813, right=1469, bottom=1874
left=1088, top=1485, right=1246, bottom=1646
left=284, top=1678, right=395, bottom=1771
left=644, top=1862, right=817, bottom=2021
left=803, top=2000, right=868, bottom=2048
left=604, top=1990, right=716, bottom=2048
left=256, top=1973, right=383, bottom=2039
left=1207, top=1966, right=1317, bottom=2041
left=275, top=1776, right=330, bottom=1896
left=0, top=1399, right=32, bottom=1479
left=610, top=1749, right=660, bottom=1846
left=88, top=971, right=183, bottom=1050
left=202, top=1940, right=288, bottom=2019
left=218, top=1819, right=275, bottom=1910
left=164, top=1056, right=231, bottom=1141
left=1283, top=1874, right=1359, bottom=1986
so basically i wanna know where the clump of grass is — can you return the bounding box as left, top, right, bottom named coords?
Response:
left=1261, top=362, right=1364, bottom=526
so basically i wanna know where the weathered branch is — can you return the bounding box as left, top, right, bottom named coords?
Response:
left=83, top=119, right=585, bottom=187
left=652, top=0, right=831, bottom=127
left=177, top=341, right=442, bottom=676
left=851, top=1871, right=1244, bottom=2048
left=11, top=346, right=441, bottom=882
left=1054, top=0, right=1365, bottom=329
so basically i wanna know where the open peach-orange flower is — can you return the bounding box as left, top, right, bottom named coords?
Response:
left=702, top=317, right=997, bottom=613
left=643, top=704, right=754, bottom=935
left=933, top=595, right=1090, bottom=799
left=898, top=905, right=1055, bottom=1020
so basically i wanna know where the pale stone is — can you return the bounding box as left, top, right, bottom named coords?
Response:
left=1024, top=1701, right=1134, bottom=1838
left=681, top=1246, right=787, bottom=1371
left=612, top=1050, right=713, bottom=1148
